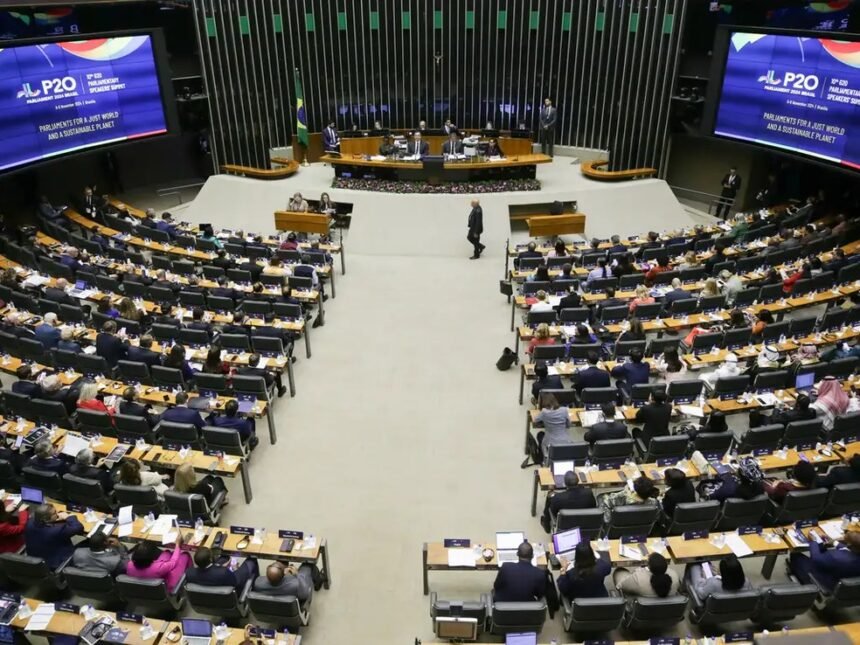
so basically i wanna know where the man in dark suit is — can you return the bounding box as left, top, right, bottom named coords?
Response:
left=467, top=199, right=484, bottom=260
left=160, top=392, right=205, bottom=430
left=789, top=524, right=860, bottom=593
left=207, top=399, right=257, bottom=446
left=127, top=335, right=162, bottom=369
left=493, top=542, right=546, bottom=602
left=594, top=287, right=626, bottom=322
left=514, top=242, right=542, bottom=269
left=118, top=386, right=159, bottom=427
left=556, top=284, right=581, bottom=311
left=322, top=121, right=340, bottom=153
left=222, top=312, right=250, bottom=337
left=155, top=213, right=177, bottom=238
left=443, top=118, right=458, bottom=135
left=406, top=132, right=429, bottom=158
left=212, top=249, right=235, bottom=271
left=185, top=308, right=213, bottom=339
left=531, top=362, right=563, bottom=402
left=12, top=365, right=43, bottom=398
left=69, top=447, right=114, bottom=493
left=632, top=389, right=672, bottom=450
left=43, top=279, right=76, bottom=306
left=716, top=166, right=742, bottom=219
left=79, top=186, right=106, bottom=219
left=96, top=320, right=129, bottom=368
left=584, top=402, right=631, bottom=444
left=539, top=97, right=557, bottom=157
left=442, top=133, right=464, bottom=156
left=186, top=547, right=259, bottom=590
left=572, top=352, right=610, bottom=395
left=610, top=348, right=650, bottom=399
left=818, top=455, right=860, bottom=489
left=236, top=353, right=286, bottom=398
left=33, top=313, right=62, bottom=350
left=25, top=503, right=84, bottom=569
left=26, top=439, right=68, bottom=475
left=541, top=471, right=597, bottom=532
left=662, top=278, right=694, bottom=313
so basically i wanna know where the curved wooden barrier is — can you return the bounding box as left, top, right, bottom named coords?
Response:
left=221, top=158, right=299, bottom=180
left=581, top=159, right=657, bottom=181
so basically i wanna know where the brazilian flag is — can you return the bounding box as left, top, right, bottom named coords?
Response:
left=294, top=69, right=308, bottom=147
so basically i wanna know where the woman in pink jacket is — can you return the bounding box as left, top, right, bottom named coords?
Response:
left=125, top=533, right=191, bottom=592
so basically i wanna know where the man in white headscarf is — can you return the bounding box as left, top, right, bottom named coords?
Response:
left=701, top=353, right=740, bottom=389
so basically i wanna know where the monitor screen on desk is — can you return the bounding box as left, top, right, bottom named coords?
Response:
left=506, top=633, right=538, bottom=645
left=795, top=371, right=815, bottom=391
left=20, top=486, right=43, bottom=504
left=552, top=528, right=581, bottom=555
left=435, top=617, right=478, bottom=640
left=181, top=619, right=212, bottom=638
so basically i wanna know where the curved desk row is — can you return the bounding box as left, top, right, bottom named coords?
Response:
left=581, top=159, right=657, bottom=181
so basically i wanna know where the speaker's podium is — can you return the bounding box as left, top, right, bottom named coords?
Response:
left=527, top=213, right=586, bottom=237
left=274, top=211, right=330, bottom=235
left=423, top=155, right=445, bottom=185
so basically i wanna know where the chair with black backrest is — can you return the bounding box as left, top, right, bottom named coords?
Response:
left=532, top=344, right=566, bottom=363
left=619, top=273, right=644, bottom=289
left=18, top=337, right=47, bottom=364
left=259, top=273, right=284, bottom=288
left=669, top=298, right=698, bottom=317
left=713, top=494, right=769, bottom=531
left=569, top=343, right=602, bottom=364
left=689, top=590, right=761, bottom=629
left=180, top=329, right=210, bottom=348
left=527, top=310, right=557, bottom=326
left=115, top=414, right=157, bottom=444
left=752, top=584, right=818, bottom=626
left=782, top=419, right=823, bottom=448
left=789, top=316, right=817, bottom=339
left=600, top=304, right=629, bottom=324
left=195, top=373, right=232, bottom=397
left=39, top=298, right=60, bottom=316
left=712, top=375, right=749, bottom=400
left=232, top=375, right=275, bottom=439
left=0, top=331, right=19, bottom=358
left=151, top=365, right=186, bottom=390
left=592, top=438, right=634, bottom=465
left=62, top=474, right=114, bottom=512
left=555, top=508, right=604, bottom=537
left=822, top=483, right=860, bottom=519
left=561, top=596, right=625, bottom=635
left=251, top=336, right=295, bottom=397
left=163, top=491, right=225, bottom=525
left=654, top=270, right=680, bottom=287
left=559, top=308, right=591, bottom=324
left=488, top=600, right=546, bottom=636
left=248, top=591, right=312, bottom=631
left=202, top=426, right=250, bottom=459
left=639, top=435, right=690, bottom=462
left=242, top=300, right=273, bottom=317
left=114, top=484, right=162, bottom=516
left=3, top=390, right=35, bottom=422
left=579, top=387, right=617, bottom=410
left=31, top=398, right=74, bottom=429
left=632, top=302, right=661, bottom=321
left=22, top=467, right=64, bottom=500
left=680, top=266, right=707, bottom=283
left=0, top=460, right=17, bottom=491
left=148, top=286, right=176, bottom=305
left=690, top=332, right=723, bottom=354
left=766, top=488, right=828, bottom=524
left=52, top=348, right=79, bottom=371
left=185, top=582, right=252, bottom=621
left=77, top=408, right=116, bottom=437
left=752, top=370, right=790, bottom=393
left=157, top=421, right=204, bottom=450
left=761, top=321, right=790, bottom=343
left=178, top=291, right=206, bottom=307
left=605, top=505, right=660, bottom=538
left=428, top=592, right=486, bottom=637
left=76, top=353, right=111, bottom=378
left=692, top=433, right=733, bottom=458
left=614, top=340, right=646, bottom=360
left=733, top=287, right=759, bottom=308
left=664, top=501, right=720, bottom=536
left=229, top=269, right=253, bottom=284
left=736, top=424, right=784, bottom=454
left=0, top=553, right=70, bottom=592
left=116, top=574, right=186, bottom=613
left=202, top=265, right=225, bottom=280
left=647, top=337, right=680, bottom=358
left=622, top=595, right=688, bottom=632
left=149, top=250, right=172, bottom=266
left=220, top=334, right=252, bottom=353
left=825, top=357, right=859, bottom=381
left=63, top=567, right=118, bottom=605
left=172, top=261, right=195, bottom=277
left=831, top=411, right=860, bottom=443
left=208, top=296, right=235, bottom=314
left=820, top=308, right=848, bottom=332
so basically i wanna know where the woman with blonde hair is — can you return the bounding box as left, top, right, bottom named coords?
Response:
left=700, top=278, right=719, bottom=298
left=526, top=323, right=555, bottom=355
left=678, top=251, right=700, bottom=271
left=171, top=463, right=226, bottom=505
left=76, top=381, right=114, bottom=418
left=116, top=297, right=141, bottom=322
left=119, top=458, right=169, bottom=498
left=629, top=284, right=655, bottom=314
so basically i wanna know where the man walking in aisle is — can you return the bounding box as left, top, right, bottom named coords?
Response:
left=467, top=199, right=485, bottom=259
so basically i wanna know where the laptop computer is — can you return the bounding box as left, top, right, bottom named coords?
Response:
left=795, top=372, right=815, bottom=392
left=496, top=531, right=525, bottom=565
left=506, top=633, right=538, bottom=645
left=181, top=619, right=212, bottom=645
left=20, top=487, right=43, bottom=505
left=551, top=528, right=581, bottom=559
left=551, top=460, right=574, bottom=488
left=67, top=280, right=88, bottom=297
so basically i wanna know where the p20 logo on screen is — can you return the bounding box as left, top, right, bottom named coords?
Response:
left=757, top=69, right=820, bottom=90
left=16, top=76, right=77, bottom=101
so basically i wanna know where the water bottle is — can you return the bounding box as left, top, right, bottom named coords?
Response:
left=195, top=517, right=204, bottom=532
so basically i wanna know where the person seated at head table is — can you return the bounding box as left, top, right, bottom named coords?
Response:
left=287, top=193, right=309, bottom=213
left=685, top=554, right=752, bottom=610
left=442, top=132, right=463, bottom=156
left=262, top=256, right=291, bottom=276
left=540, top=470, right=596, bottom=533
left=492, top=542, right=547, bottom=602
left=161, top=344, right=196, bottom=383
left=485, top=138, right=504, bottom=157
left=42, top=278, right=76, bottom=306
left=600, top=475, right=660, bottom=521
left=645, top=256, right=672, bottom=285
left=253, top=561, right=315, bottom=602
left=788, top=521, right=860, bottom=593
left=160, top=390, right=205, bottom=429
left=818, top=455, right=860, bottom=489
left=69, top=446, right=115, bottom=492
left=57, top=326, right=82, bottom=353
left=631, top=388, right=672, bottom=449
left=25, top=503, right=84, bottom=569
left=235, top=352, right=287, bottom=399
left=207, top=399, right=257, bottom=447
left=186, top=546, right=259, bottom=589
left=96, top=319, right=129, bottom=367
left=557, top=542, right=611, bottom=600
left=26, top=438, right=69, bottom=475
left=526, top=323, right=555, bottom=356
left=406, top=132, right=429, bottom=158
left=614, top=552, right=679, bottom=598
left=201, top=346, right=231, bottom=376
left=661, top=467, right=696, bottom=518
left=73, top=530, right=129, bottom=575
left=126, top=534, right=192, bottom=592
left=611, top=347, right=650, bottom=397
left=126, top=334, right=161, bottom=369
left=528, top=290, right=553, bottom=313
left=584, top=402, right=630, bottom=444
left=572, top=351, right=610, bottom=394
left=317, top=192, right=336, bottom=216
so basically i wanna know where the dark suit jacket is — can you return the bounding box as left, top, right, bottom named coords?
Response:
left=556, top=293, right=581, bottom=310
left=69, top=463, right=114, bottom=493
left=221, top=324, right=249, bottom=337
left=443, top=140, right=464, bottom=155
left=127, top=346, right=161, bottom=369
left=34, top=324, right=61, bottom=350
left=207, top=414, right=255, bottom=440
left=322, top=127, right=340, bottom=151
left=406, top=140, right=429, bottom=156
left=610, top=361, right=650, bottom=388
left=721, top=173, right=742, bottom=198
left=532, top=375, right=563, bottom=400
left=160, top=405, right=205, bottom=430
left=186, top=564, right=241, bottom=588
left=662, top=480, right=696, bottom=518
left=119, top=400, right=155, bottom=422
left=467, top=206, right=483, bottom=236
left=12, top=381, right=43, bottom=399
left=635, top=403, right=673, bottom=446
left=43, top=287, right=75, bottom=306
left=663, top=288, right=693, bottom=310
left=25, top=516, right=84, bottom=569
left=27, top=455, right=68, bottom=476
left=493, top=560, right=546, bottom=602
left=96, top=333, right=129, bottom=367
left=539, top=106, right=557, bottom=130
left=805, top=541, right=860, bottom=592
left=818, top=465, right=860, bottom=489
left=236, top=366, right=274, bottom=388
left=573, top=366, right=610, bottom=394
left=584, top=421, right=630, bottom=444
left=542, top=487, right=596, bottom=529
left=42, top=387, right=76, bottom=415
left=186, top=321, right=213, bottom=337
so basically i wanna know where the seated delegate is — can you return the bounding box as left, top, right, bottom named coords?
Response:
left=789, top=521, right=860, bottom=592
left=126, top=536, right=192, bottom=593
left=685, top=554, right=752, bottom=610
left=25, top=503, right=84, bottom=569
left=492, top=542, right=546, bottom=602
left=541, top=470, right=596, bottom=533
left=557, top=542, right=611, bottom=600
left=253, top=561, right=314, bottom=603
left=73, top=531, right=129, bottom=575
left=614, top=552, right=679, bottom=598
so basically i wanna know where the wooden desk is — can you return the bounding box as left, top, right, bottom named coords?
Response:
left=222, top=163, right=299, bottom=180
left=274, top=211, right=330, bottom=235
left=422, top=539, right=548, bottom=595
left=527, top=214, right=586, bottom=237
left=164, top=622, right=301, bottom=645
left=581, top=159, right=657, bottom=181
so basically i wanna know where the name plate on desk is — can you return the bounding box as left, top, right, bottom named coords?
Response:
left=230, top=525, right=255, bottom=536
left=177, top=519, right=195, bottom=529
left=0, top=593, right=19, bottom=603
left=598, top=461, right=624, bottom=471
left=203, top=449, right=225, bottom=458
left=703, top=451, right=724, bottom=461
left=649, top=639, right=680, bottom=645
left=846, top=435, right=858, bottom=444
left=752, top=448, right=773, bottom=457
left=247, top=627, right=277, bottom=638
left=104, top=627, right=130, bottom=643
left=66, top=503, right=86, bottom=513
left=621, top=534, right=646, bottom=545
left=585, top=640, right=614, bottom=645
left=737, top=525, right=762, bottom=536
left=278, top=530, right=304, bottom=540
left=162, top=442, right=181, bottom=452
left=54, top=602, right=79, bottom=614
left=718, top=393, right=739, bottom=401
left=444, top=538, right=471, bottom=548
left=684, top=530, right=709, bottom=540
left=117, top=611, right=143, bottom=624
left=795, top=519, right=817, bottom=530
left=656, top=458, right=676, bottom=467
left=796, top=441, right=816, bottom=451
left=725, top=632, right=754, bottom=643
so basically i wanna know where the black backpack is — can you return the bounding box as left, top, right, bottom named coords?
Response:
left=496, top=347, right=518, bottom=371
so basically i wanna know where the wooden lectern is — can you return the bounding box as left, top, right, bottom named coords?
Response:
left=274, top=211, right=330, bottom=235
left=526, top=213, right=586, bottom=237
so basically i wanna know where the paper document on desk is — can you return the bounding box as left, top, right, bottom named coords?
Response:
left=60, top=433, right=91, bottom=458
left=25, top=603, right=55, bottom=631
left=579, top=410, right=603, bottom=428
left=756, top=393, right=778, bottom=407
left=547, top=366, right=560, bottom=376
left=548, top=296, right=561, bottom=307
left=149, top=514, right=178, bottom=536
left=447, top=549, right=477, bottom=568
left=619, top=544, right=648, bottom=561
left=552, top=460, right=574, bottom=476
left=22, top=275, right=51, bottom=288
left=561, top=326, right=579, bottom=337
left=820, top=520, right=844, bottom=541
left=117, top=522, right=134, bottom=538
left=678, top=404, right=705, bottom=418
left=725, top=534, right=753, bottom=557
left=370, top=155, right=386, bottom=161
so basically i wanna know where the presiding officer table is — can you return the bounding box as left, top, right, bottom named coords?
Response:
left=321, top=153, right=551, bottom=183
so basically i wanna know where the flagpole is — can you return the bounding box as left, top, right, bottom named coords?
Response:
left=294, top=67, right=310, bottom=167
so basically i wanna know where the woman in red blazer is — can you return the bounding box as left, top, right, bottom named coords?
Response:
left=0, top=506, right=28, bottom=553
left=76, top=381, right=114, bottom=417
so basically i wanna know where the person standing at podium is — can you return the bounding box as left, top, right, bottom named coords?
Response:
left=442, top=132, right=464, bottom=156
left=539, top=97, right=557, bottom=157
left=407, top=132, right=429, bottom=158
left=467, top=199, right=485, bottom=260
left=322, top=121, right=340, bottom=153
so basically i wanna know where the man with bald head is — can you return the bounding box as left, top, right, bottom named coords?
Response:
left=789, top=522, right=860, bottom=592
left=467, top=199, right=484, bottom=260
left=252, top=561, right=314, bottom=602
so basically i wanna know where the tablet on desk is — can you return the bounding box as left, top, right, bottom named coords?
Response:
left=506, top=633, right=537, bottom=645
left=20, top=486, right=43, bottom=505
